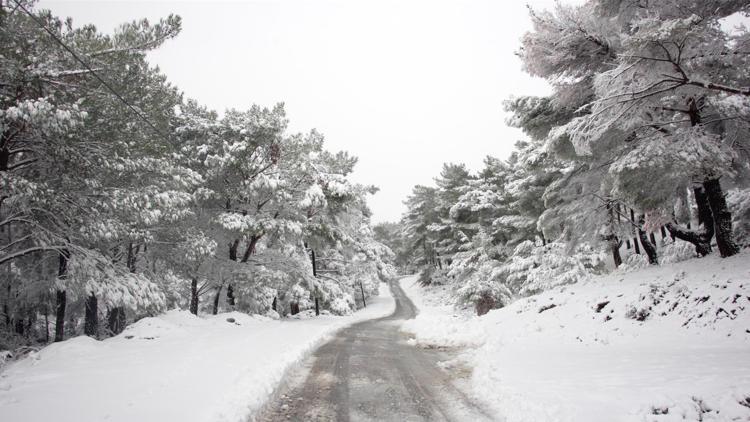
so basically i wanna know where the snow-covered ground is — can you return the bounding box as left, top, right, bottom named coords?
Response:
left=0, top=283, right=394, bottom=422
left=400, top=254, right=750, bottom=422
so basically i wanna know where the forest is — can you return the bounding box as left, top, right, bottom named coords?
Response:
left=2, top=1, right=750, bottom=421
left=0, top=1, right=395, bottom=348
left=375, top=0, right=750, bottom=315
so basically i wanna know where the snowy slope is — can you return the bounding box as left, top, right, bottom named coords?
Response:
left=400, top=254, right=750, bottom=422
left=0, top=283, right=394, bottom=422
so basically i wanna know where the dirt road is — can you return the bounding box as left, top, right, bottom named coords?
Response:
left=258, top=278, right=495, bottom=421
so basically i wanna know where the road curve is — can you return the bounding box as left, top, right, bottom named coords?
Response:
left=257, top=278, right=495, bottom=422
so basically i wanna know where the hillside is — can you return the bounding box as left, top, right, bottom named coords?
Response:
left=400, top=253, right=750, bottom=421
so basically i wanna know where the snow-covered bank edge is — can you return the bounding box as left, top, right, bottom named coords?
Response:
left=398, top=255, right=750, bottom=422
left=0, top=283, right=395, bottom=422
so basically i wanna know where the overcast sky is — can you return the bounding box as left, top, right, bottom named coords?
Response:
left=38, top=0, right=563, bottom=223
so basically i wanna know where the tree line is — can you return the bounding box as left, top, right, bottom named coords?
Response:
left=376, top=0, right=750, bottom=315
left=1, top=1, right=394, bottom=348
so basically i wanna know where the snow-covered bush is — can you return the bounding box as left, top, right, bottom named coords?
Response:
left=659, top=237, right=700, bottom=265
left=499, top=241, right=607, bottom=296
left=617, top=253, right=650, bottom=273
left=418, top=265, right=450, bottom=286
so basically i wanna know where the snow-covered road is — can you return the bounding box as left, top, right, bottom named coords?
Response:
left=258, top=277, right=494, bottom=421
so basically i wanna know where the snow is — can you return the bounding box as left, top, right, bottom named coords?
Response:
left=400, top=254, right=750, bottom=422
left=0, top=283, right=394, bottom=422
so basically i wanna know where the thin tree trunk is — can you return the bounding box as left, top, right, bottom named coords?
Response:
left=310, top=248, right=317, bottom=277
left=106, top=242, right=138, bottom=335
left=310, top=248, right=320, bottom=316
left=107, top=307, right=126, bottom=335
left=54, top=251, right=68, bottom=342
left=360, top=281, right=367, bottom=308
left=606, top=200, right=622, bottom=268
left=637, top=215, right=658, bottom=265
left=126, top=242, right=139, bottom=273
left=240, top=235, right=262, bottom=263
left=54, top=289, right=66, bottom=342
left=3, top=284, right=10, bottom=330
left=611, top=243, right=622, bottom=267
left=84, top=293, right=98, bottom=337
left=665, top=186, right=714, bottom=256
left=703, top=177, right=739, bottom=258
left=630, top=209, right=641, bottom=255
left=226, top=284, right=235, bottom=307
left=14, top=316, right=23, bottom=335
left=227, top=239, right=239, bottom=307
left=189, top=278, right=199, bottom=315
left=229, top=239, right=239, bottom=261
left=212, top=283, right=223, bottom=315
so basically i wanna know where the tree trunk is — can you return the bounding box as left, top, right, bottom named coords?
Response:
left=54, top=251, right=68, bottom=342
left=226, top=284, right=235, bottom=307
left=105, top=243, right=138, bottom=336
left=229, top=239, right=239, bottom=261
left=227, top=239, right=239, bottom=307
left=0, top=147, right=8, bottom=172
left=637, top=215, right=658, bottom=265
left=310, top=248, right=317, bottom=277
left=54, top=290, right=66, bottom=342
left=611, top=240, right=622, bottom=268
left=665, top=185, right=714, bottom=256
left=212, top=283, right=223, bottom=315
left=107, top=307, right=126, bottom=335
left=2, top=285, right=10, bottom=330
left=272, top=297, right=277, bottom=312
left=630, top=209, right=641, bottom=254
left=14, top=316, right=24, bottom=336
left=84, top=293, right=98, bottom=337
left=360, top=281, right=367, bottom=308
left=703, top=177, right=739, bottom=258
left=314, top=297, right=320, bottom=316
left=290, top=302, right=299, bottom=315
left=694, top=185, right=714, bottom=233
left=189, top=278, right=199, bottom=315
left=126, top=242, right=140, bottom=272
left=660, top=226, right=667, bottom=239
left=665, top=223, right=712, bottom=256
left=241, top=235, right=262, bottom=263
left=606, top=200, right=622, bottom=268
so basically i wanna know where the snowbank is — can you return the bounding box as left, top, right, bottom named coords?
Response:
left=400, top=254, right=750, bottom=422
left=0, top=283, right=394, bottom=422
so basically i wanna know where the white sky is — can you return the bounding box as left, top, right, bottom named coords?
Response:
left=38, top=0, right=563, bottom=223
